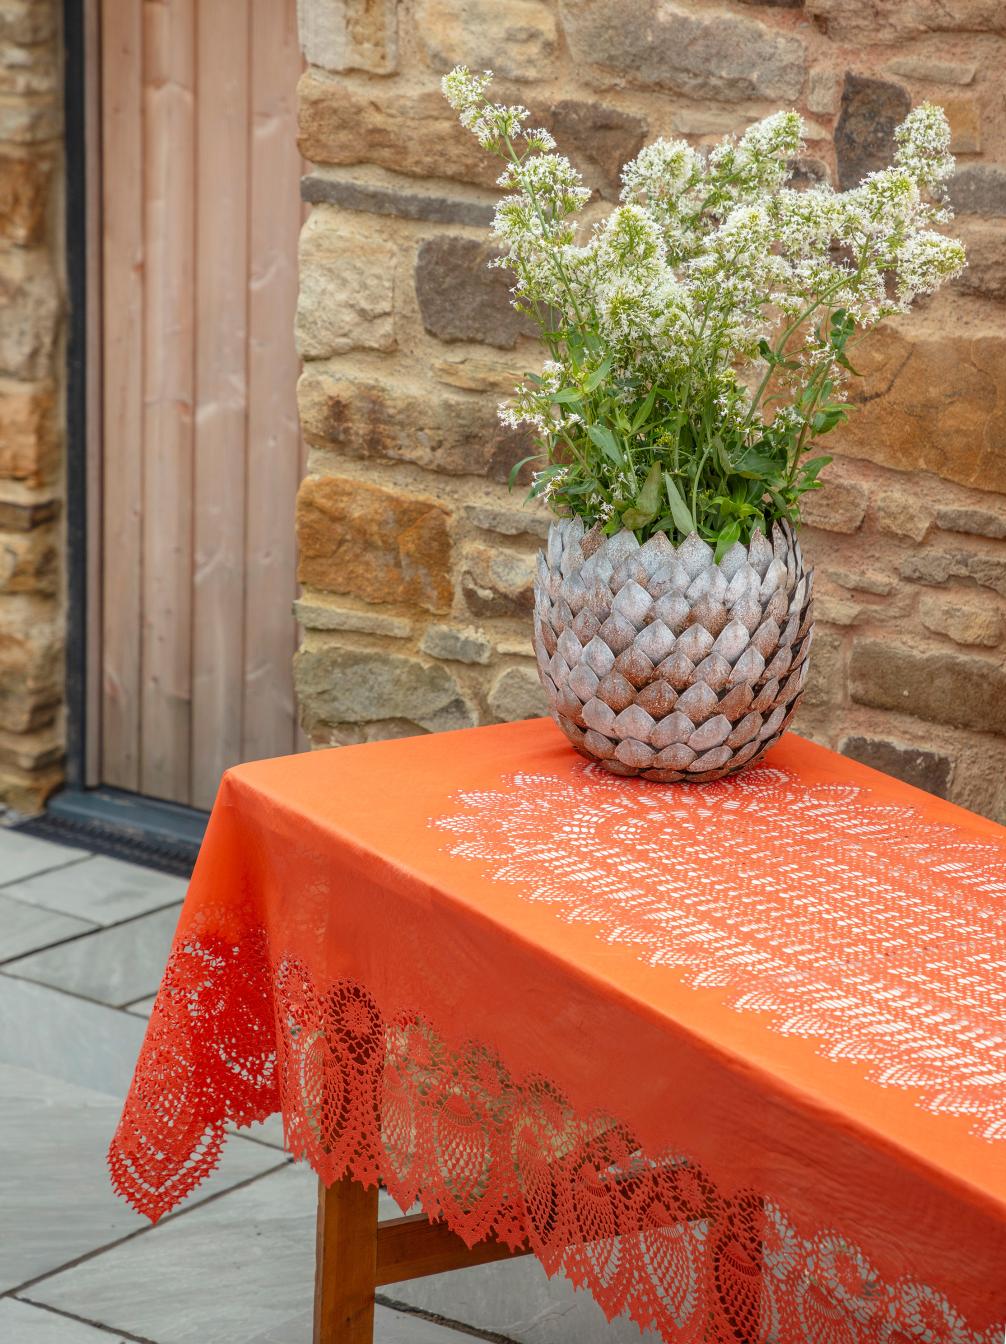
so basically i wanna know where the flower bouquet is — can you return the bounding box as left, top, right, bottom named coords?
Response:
left=444, top=68, right=966, bottom=781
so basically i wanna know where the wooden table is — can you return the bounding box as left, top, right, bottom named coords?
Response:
left=110, top=721, right=1006, bottom=1344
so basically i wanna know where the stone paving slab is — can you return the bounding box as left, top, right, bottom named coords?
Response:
left=246, top=1303, right=485, bottom=1344
left=4, top=904, right=181, bottom=1007
left=0, top=890, right=95, bottom=962
left=0, top=975, right=149, bottom=1096
left=26, top=1164, right=327, bottom=1343
left=0, top=1061, right=287, bottom=1295
left=27, top=1167, right=476, bottom=1344
left=3, top=853, right=187, bottom=926
left=0, top=830, right=90, bottom=886
left=389, top=1256, right=661, bottom=1344
left=0, top=1297, right=134, bottom=1343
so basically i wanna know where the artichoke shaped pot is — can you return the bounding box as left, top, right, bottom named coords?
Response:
left=533, top=518, right=814, bottom=782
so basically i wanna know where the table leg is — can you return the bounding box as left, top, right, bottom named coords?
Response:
left=313, top=1175, right=380, bottom=1344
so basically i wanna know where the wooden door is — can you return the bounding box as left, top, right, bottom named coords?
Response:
left=98, top=0, right=304, bottom=809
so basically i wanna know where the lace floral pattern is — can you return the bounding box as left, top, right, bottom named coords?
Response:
left=109, top=931, right=1001, bottom=1344
left=435, top=763, right=1006, bottom=1140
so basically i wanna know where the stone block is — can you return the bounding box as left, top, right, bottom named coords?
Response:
left=0, top=496, right=58, bottom=531
left=839, top=735, right=952, bottom=798
left=0, top=94, right=61, bottom=144
left=295, top=644, right=476, bottom=734
left=421, top=623, right=492, bottom=664
left=834, top=74, right=910, bottom=191
left=415, top=0, right=558, bottom=81
left=548, top=101, right=647, bottom=201
left=872, top=488, right=932, bottom=541
left=953, top=221, right=1006, bottom=301
left=297, top=476, right=453, bottom=614
left=948, top=164, right=1006, bottom=216
left=0, top=150, right=51, bottom=244
left=799, top=477, right=867, bottom=533
left=807, top=67, right=840, bottom=114
left=935, top=505, right=1006, bottom=540
left=900, top=549, right=1006, bottom=597
left=0, top=379, right=56, bottom=483
left=488, top=665, right=548, bottom=721
left=0, top=596, right=61, bottom=732
left=301, top=175, right=494, bottom=228
left=806, top=0, right=1005, bottom=41
left=462, top=502, right=550, bottom=540
left=415, top=237, right=533, bottom=350
left=0, top=760, right=61, bottom=811
left=918, top=592, right=1002, bottom=647
left=0, top=33, right=60, bottom=98
left=297, top=0, right=397, bottom=73
left=297, top=367, right=533, bottom=484
left=828, top=568, right=895, bottom=596
left=849, top=638, right=1006, bottom=735
left=298, top=71, right=499, bottom=189
left=942, top=94, right=981, bottom=153
left=460, top=544, right=536, bottom=618
left=293, top=598, right=411, bottom=638
left=838, top=323, right=1006, bottom=494
left=0, top=525, right=57, bottom=594
left=0, top=2, right=57, bottom=44
left=0, top=249, right=59, bottom=379
left=432, top=354, right=517, bottom=394
left=885, top=56, right=976, bottom=85
left=801, top=628, right=844, bottom=710
left=558, top=0, right=805, bottom=102
left=296, top=209, right=395, bottom=358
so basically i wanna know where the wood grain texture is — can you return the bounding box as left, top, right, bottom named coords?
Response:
left=244, top=0, right=304, bottom=765
left=97, top=0, right=303, bottom=804
left=375, top=1213, right=530, bottom=1286
left=99, top=0, right=144, bottom=791
left=140, top=0, right=195, bottom=801
left=190, top=0, right=251, bottom=809
left=314, top=1177, right=379, bottom=1344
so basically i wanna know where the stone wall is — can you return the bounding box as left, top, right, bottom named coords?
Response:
left=0, top=0, right=63, bottom=811
left=294, top=0, right=1006, bottom=822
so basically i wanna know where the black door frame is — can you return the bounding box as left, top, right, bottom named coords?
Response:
left=47, top=0, right=205, bottom=869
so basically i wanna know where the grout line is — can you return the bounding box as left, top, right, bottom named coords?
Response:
left=377, top=1294, right=522, bottom=1344
left=0, top=852, right=97, bottom=891
left=7, top=1158, right=292, bottom=1300
left=0, top=922, right=102, bottom=968
left=0, top=897, right=185, bottom=981
left=10, top=1295, right=157, bottom=1344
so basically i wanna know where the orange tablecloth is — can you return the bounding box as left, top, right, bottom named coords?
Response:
left=110, top=721, right=1006, bottom=1343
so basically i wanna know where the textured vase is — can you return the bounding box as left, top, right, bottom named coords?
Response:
left=533, top=518, right=814, bottom=782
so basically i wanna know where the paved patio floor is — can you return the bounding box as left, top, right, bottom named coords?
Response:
left=0, top=823, right=656, bottom=1344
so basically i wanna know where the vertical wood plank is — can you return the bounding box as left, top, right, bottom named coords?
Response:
left=244, top=0, right=304, bottom=763
left=140, top=0, right=195, bottom=802
left=314, top=1177, right=379, bottom=1344
left=99, top=0, right=143, bottom=792
left=189, top=0, right=251, bottom=809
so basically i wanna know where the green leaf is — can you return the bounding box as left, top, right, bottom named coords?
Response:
left=553, top=387, right=583, bottom=405
left=586, top=423, right=623, bottom=465
left=583, top=355, right=613, bottom=392
left=799, top=454, right=832, bottom=482
left=663, top=472, right=696, bottom=535
left=635, top=461, right=663, bottom=516
left=507, top=454, right=541, bottom=490
left=620, top=506, right=657, bottom=530
left=835, top=350, right=862, bottom=377
left=630, top=386, right=658, bottom=434
left=714, top=520, right=741, bottom=563
left=735, top=448, right=781, bottom=478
